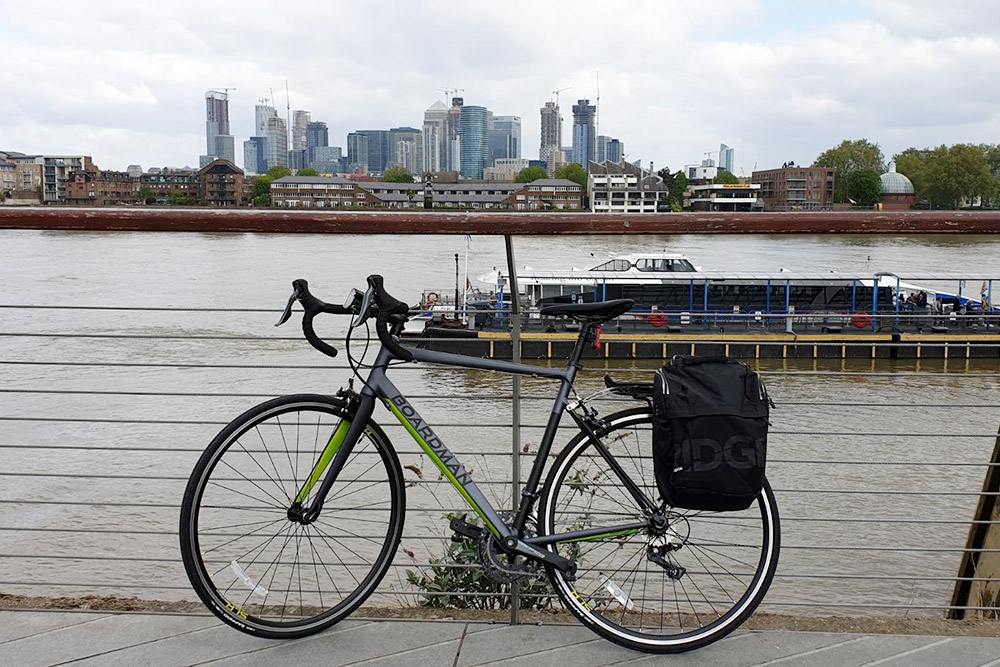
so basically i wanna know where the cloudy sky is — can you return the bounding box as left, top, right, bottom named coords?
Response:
left=3, top=0, right=999, bottom=174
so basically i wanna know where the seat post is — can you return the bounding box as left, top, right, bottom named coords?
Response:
left=567, top=323, right=596, bottom=368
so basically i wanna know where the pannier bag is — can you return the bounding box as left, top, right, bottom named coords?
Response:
left=652, top=356, right=772, bottom=511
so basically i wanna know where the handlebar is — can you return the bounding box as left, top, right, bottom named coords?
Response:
left=276, top=276, right=413, bottom=362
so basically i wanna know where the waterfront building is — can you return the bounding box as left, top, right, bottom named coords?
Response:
left=686, top=159, right=718, bottom=183
left=265, top=115, right=289, bottom=169
left=719, top=143, right=735, bottom=173
left=879, top=162, right=915, bottom=211
left=0, top=159, right=14, bottom=194
left=588, top=160, right=666, bottom=213
left=126, top=165, right=143, bottom=179
left=270, top=175, right=581, bottom=210
left=40, top=155, right=90, bottom=203
left=346, top=133, right=369, bottom=173
left=305, top=121, right=328, bottom=165
left=571, top=99, right=597, bottom=169
left=203, top=90, right=233, bottom=165
left=197, top=159, right=246, bottom=207
left=140, top=167, right=199, bottom=203
left=447, top=98, right=464, bottom=172
left=752, top=162, right=836, bottom=210
left=539, top=102, right=561, bottom=175
left=0, top=151, right=44, bottom=203
left=243, top=137, right=267, bottom=175
left=686, top=182, right=762, bottom=211
left=489, top=115, right=521, bottom=166
left=291, top=110, right=311, bottom=153
left=484, top=157, right=530, bottom=181
left=389, top=127, right=423, bottom=174
left=422, top=101, right=448, bottom=173
left=66, top=166, right=137, bottom=206
left=459, top=105, right=489, bottom=179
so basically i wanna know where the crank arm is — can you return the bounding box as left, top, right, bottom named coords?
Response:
left=507, top=539, right=577, bottom=580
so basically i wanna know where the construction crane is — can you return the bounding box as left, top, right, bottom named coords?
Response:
left=437, top=87, right=465, bottom=105
left=552, top=87, right=571, bottom=107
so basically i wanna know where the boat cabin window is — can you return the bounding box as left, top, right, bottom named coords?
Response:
left=592, top=259, right=632, bottom=271
left=635, top=258, right=695, bottom=272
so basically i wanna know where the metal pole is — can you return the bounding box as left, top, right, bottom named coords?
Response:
left=503, top=234, right=522, bottom=626
left=454, top=253, right=460, bottom=321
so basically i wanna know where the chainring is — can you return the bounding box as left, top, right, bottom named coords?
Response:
left=476, top=513, right=540, bottom=584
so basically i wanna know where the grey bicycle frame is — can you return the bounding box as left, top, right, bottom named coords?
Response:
left=301, top=334, right=657, bottom=560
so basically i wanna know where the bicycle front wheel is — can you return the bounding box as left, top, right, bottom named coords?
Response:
left=539, top=407, right=780, bottom=653
left=180, top=394, right=405, bottom=639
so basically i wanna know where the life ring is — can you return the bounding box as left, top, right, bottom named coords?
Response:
left=647, top=314, right=669, bottom=328
left=850, top=315, right=873, bottom=329
left=425, top=291, right=439, bottom=307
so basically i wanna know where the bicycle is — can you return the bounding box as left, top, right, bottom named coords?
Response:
left=179, top=275, right=780, bottom=653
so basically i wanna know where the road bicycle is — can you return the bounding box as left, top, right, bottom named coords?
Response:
left=179, top=275, right=780, bottom=653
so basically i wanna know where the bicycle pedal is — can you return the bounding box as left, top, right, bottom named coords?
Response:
left=449, top=515, right=482, bottom=542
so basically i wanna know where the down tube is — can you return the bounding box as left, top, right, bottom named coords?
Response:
left=375, top=377, right=511, bottom=539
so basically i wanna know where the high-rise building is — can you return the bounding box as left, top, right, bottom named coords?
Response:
left=719, top=143, right=735, bottom=173
left=422, top=101, right=448, bottom=173
left=488, top=115, right=521, bottom=167
left=243, top=137, right=267, bottom=175
left=459, top=105, right=489, bottom=179
left=389, top=127, right=422, bottom=174
left=266, top=115, right=288, bottom=169
left=288, top=149, right=307, bottom=170
left=571, top=99, right=597, bottom=169
left=255, top=101, right=275, bottom=137
left=203, top=90, right=233, bottom=164
left=347, top=133, right=369, bottom=173
left=597, top=135, right=624, bottom=163
left=539, top=101, right=561, bottom=174
left=311, top=146, right=344, bottom=174
left=306, top=121, right=329, bottom=165
left=447, top=98, right=464, bottom=172
left=292, top=110, right=311, bottom=152
left=355, top=130, right=391, bottom=174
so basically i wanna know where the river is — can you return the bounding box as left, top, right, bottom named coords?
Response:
left=2, top=229, right=999, bottom=617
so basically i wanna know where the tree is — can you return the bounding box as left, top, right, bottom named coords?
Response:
left=846, top=169, right=882, bottom=206
left=515, top=166, right=548, bottom=183
left=166, top=193, right=199, bottom=206
left=0, top=189, right=10, bottom=203
left=656, top=167, right=688, bottom=211
left=554, top=163, right=588, bottom=188
left=137, top=186, right=154, bottom=204
left=266, top=166, right=292, bottom=180
left=250, top=176, right=273, bottom=207
left=383, top=166, right=414, bottom=183
left=896, top=144, right=998, bottom=209
left=296, top=167, right=319, bottom=177
left=714, top=169, right=739, bottom=185
left=813, top=139, right=885, bottom=203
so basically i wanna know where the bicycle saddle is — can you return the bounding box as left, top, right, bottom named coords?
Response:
left=539, top=298, right=634, bottom=324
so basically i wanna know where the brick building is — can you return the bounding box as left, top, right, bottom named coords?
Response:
left=751, top=163, right=835, bottom=210
left=197, top=159, right=246, bottom=207
left=65, top=168, right=138, bottom=206
left=141, top=169, right=199, bottom=203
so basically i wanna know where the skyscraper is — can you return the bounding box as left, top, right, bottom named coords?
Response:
left=265, top=115, right=288, bottom=169
left=292, top=110, right=311, bottom=152
left=347, top=133, right=369, bottom=173
left=597, top=135, right=624, bottom=164
left=488, top=115, right=521, bottom=167
left=306, top=121, right=329, bottom=165
left=539, top=101, right=561, bottom=174
left=459, top=105, right=489, bottom=179
left=719, top=143, right=735, bottom=173
left=447, top=98, right=464, bottom=172
left=355, top=130, right=391, bottom=174
left=243, top=137, right=267, bottom=175
left=389, top=127, right=422, bottom=174
left=571, top=99, right=597, bottom=168
left=255, top=100, right=275, bottom=137
left=422, top=101, right=448, bottom=173
left=204, top=90, right=234, bottom=164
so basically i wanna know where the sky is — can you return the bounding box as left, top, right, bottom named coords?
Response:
left=2, top=0, right=1000, bottom=174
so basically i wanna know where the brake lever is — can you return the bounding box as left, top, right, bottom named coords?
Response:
left=275, top=284, right=301, bottom=327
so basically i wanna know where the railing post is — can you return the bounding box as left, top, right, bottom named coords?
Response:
left=949, top=417, right=1000, bottom=619
left=504, top=234, right=522, bottom=625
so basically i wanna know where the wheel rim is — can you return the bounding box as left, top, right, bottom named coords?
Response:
left=543, top=412, right=777, bottom=647
left=185, top=401, right=402, bottom=630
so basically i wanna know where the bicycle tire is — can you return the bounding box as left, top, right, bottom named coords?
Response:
left=180, top=393, right=405, bottom=639
left=538, top=407, right=780, bottom=653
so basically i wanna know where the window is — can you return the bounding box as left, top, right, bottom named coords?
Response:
left=593, top=259, right=632, bottom=271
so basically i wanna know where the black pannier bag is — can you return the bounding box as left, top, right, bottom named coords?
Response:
left=652, top=356, right=772, bottom=511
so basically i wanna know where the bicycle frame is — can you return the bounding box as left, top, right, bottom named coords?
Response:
left=297, top=330, right=658, bottom=567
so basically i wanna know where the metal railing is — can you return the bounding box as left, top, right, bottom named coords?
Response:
left=3, top=300, right=1000, bottom=623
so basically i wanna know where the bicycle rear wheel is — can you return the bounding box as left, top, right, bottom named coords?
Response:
left=539, top=407, right=779, bottom=653
left=180, top=394, right=405, bottom=639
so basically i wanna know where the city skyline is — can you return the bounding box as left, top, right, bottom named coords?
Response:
left=4, top=1, right=1000, bottom=173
